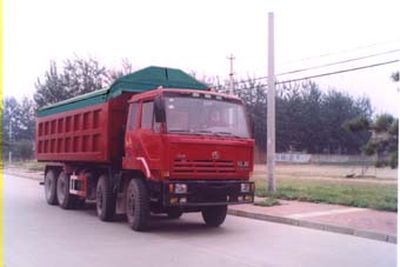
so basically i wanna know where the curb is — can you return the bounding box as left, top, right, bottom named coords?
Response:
left=228, top=208, right=397, bottom=244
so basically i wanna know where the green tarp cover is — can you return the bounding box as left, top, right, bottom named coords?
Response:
left=37, top=66, right=209, bottom=117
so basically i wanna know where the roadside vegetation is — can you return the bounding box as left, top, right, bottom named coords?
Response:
left=5, top=160, right=45, bottom=172
left=254, top=178, right=397, bottom=212
left=254, top=197, right=280, bottom=207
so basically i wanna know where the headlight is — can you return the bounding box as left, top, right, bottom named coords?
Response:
left=241, top=183, right=250, bottom=193
left=174, top=183, right=188, bottom=194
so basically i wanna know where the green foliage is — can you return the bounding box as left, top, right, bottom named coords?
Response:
left=389, top=151, right=398, bottom=169
left=362, top=141, right=377, bottom=156
left=34, top=58, right=109, bottom=109
left=254, top=197, right=280, bottom=207
left=389, top=119, right=398, bottom=135
left=343, top=116, right=370, bottom=132
left=391, top=71, right=399, bottom=82
left=256, top=179, right=397, bottom=212
left=371, top=113, right=394, bottom=133
left=370, top=115, right=397, bottom=168
left=3, top=97, right=35, bottom=143
left=222, top=80, right=373, bottom=155
left=33, top=57, right=133, bottom=109
left=14, top=139, right=34, bottom=160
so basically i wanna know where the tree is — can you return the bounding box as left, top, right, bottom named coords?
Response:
left=34, top=57, right=133, bottom=109
left=216, top=77, right=373, bottom=158
left=297, top=82, right=324, bottom=153
left=3, top=97, right=19, bottom=147
left=106, top=58, right=133, bottom=83
left=18, top=97, right=35, bottom=140
left=345, top=114, right=398, bottom=168
left=391, top=72, right=399, bottom=82
left=14, top=139, right=34, bottom=161
left=3, top=96, right=36, bottom=161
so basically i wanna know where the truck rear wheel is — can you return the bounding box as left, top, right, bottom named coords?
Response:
left=57, top=172, right=77, bottom=209
left=201, top=205, right=227, bottom=227
left=96, top=174, right=116, bottom=221
left=44, top=169, right=58, bottom=205
left=126, top=178, right=149, bottom=231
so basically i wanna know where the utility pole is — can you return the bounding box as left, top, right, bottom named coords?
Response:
left=267, top=12, right=276, bottom=192
left=227, top=53, right=235, bottom=95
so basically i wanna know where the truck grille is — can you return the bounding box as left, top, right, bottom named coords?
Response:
left=173, top=160, right=235, bottom=174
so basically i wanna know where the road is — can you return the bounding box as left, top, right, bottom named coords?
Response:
left=4, top=174, right=397, bottom=267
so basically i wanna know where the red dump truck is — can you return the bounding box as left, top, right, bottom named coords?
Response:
left=36, top=66, right=255, bottom=231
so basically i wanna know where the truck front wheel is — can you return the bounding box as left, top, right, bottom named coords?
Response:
left=201, top=205, right=227, bottom=227
left=126, top=178, right=149, bottom=231
left=57, top=172, right=77, bottom=209
left=96, top=175, right=116, bottom=221
left=44, top=169, right=58, bottom=205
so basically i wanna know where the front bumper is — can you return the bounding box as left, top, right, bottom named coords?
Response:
left=163, top=180, right=255, bottom=207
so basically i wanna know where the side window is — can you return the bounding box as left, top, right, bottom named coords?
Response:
left=128, top=103, right=139, bottom=129
left=141, top=101, right=154, bottom=129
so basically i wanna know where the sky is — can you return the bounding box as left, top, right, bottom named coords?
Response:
left=4, top=0, right=400, bottom=115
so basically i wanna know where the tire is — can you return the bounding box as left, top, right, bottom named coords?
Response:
left=57, top=172, right=77, bottom=209
left=167, top=209, right=183, bottom=219
left=44, top=169, right=58, bottom=205
left=126, top=178, right=149, bottom=231
left=201, top=205, right=227, bottom=227
left=96, top=174, right=116, bottom=221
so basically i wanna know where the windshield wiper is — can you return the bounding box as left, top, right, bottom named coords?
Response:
left=168, top=129, right=206, bottom=136
left=213, top=131, right=242, bottom=138
left=195, top=130, right=213, bottom=134
left=168, top=129, right=192, bottom=134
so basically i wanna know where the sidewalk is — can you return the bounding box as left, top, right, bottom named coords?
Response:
left=4, top=167, right=397, bottom=243
left=229, top=198, right=397, bottom=243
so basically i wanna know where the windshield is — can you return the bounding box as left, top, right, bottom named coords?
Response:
left=165, top=95, right=250, bottom=138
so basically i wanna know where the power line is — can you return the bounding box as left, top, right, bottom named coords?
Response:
left=276, top=59, right=400, bottom=85
left=277, top=49, right=400, bottom=76
left=217, top=48, right=400, bottom=87
left=248, top=48, right=400, bottom=82
left=280, top=39, right=400, bottom=65
left=212, top=59, right=399, bottom=90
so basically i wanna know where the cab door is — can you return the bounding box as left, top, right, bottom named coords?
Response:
left=123, top=101, right=140, bottom=169
left=123, top=100, right=163, bottom=176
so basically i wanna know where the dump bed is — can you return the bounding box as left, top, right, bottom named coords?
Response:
left=35, top=66, right=208, bottom=164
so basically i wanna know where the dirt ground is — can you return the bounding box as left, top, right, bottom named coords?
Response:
left=253, top=163, right=398, bottom=184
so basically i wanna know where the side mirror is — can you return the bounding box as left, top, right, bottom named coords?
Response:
left=154, top=96, right=166, bottom=123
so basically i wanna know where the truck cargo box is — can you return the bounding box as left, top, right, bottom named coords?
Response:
left=36, top=66, right=208, bottom=164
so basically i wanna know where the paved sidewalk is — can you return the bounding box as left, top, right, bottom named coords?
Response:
left=4, top=167, right=397, bottom=243
left=229, top=198, right=397, bottom=243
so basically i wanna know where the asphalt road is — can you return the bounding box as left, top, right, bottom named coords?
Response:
left=4, top=174, right=397, bottom=267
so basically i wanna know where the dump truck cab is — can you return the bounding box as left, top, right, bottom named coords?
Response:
left=123, top=88, right=254, bottom=210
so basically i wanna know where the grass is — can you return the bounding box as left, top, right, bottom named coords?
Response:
left=254, top=178, right=397, bottom=212
left=254, top=197, right=280, bottom=207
